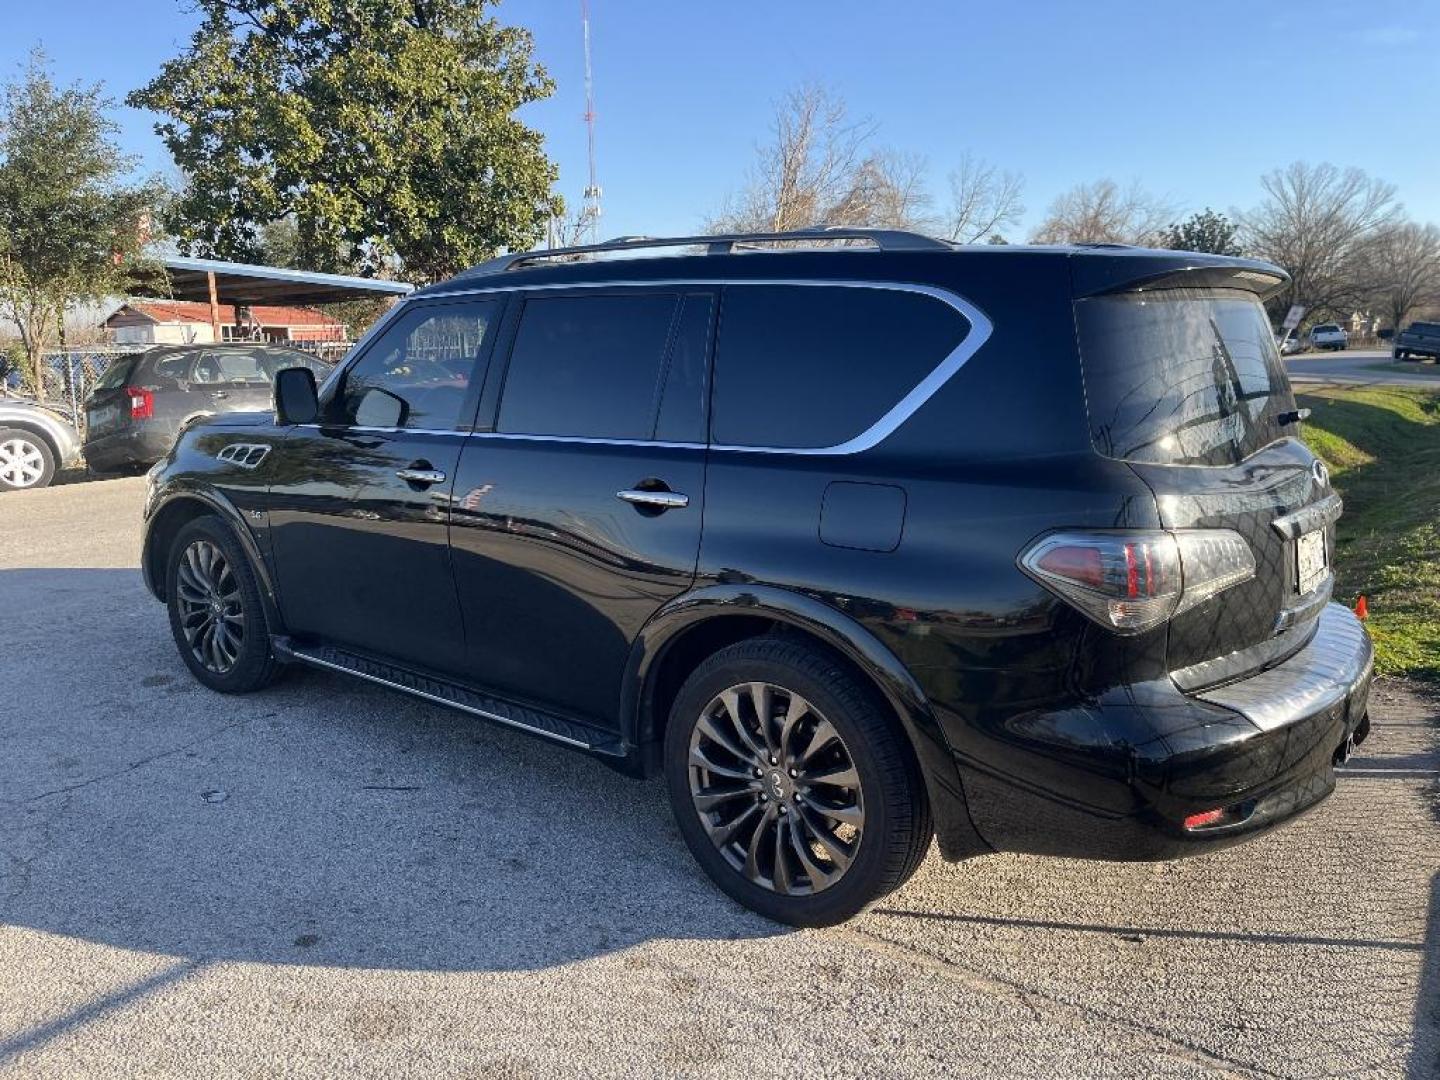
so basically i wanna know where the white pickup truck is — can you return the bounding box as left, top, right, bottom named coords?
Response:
left=1308, top=323, right=1349, bottom=351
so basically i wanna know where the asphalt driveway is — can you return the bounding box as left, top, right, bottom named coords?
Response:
left=1, top=478, right=1437, bottom=1078
left=1286, top=349, right=1440, bottom=386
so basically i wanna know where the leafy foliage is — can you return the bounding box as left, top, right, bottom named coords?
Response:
left=1161, top=208, right=1243, bottom=256
left=0, top=51, right=161, bottom=400
left=130, top=0, right=564, bottom=283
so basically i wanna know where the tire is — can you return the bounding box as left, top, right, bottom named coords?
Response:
left=0, top=428, right=56, bottom=491
left=664, top=636, right=932, bottom=926
left=165, top=516, right=281, bottom=693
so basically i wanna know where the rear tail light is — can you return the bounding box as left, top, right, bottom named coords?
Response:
left=1019, top=529, right=1256, bottom=634
left=126, top=387, right=154, bottom=420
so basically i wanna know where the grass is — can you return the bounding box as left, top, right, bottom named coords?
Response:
left=1298, top=384, right=1440, bottom=681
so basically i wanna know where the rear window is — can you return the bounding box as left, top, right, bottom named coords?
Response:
left=1312, top=324, right=1339, bottom=333
left=1076, top=288, right=1296, bottom=466
left=92, top=356, right=137, bottom=390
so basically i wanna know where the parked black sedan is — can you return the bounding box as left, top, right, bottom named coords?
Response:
left=83, top=344, right=332, bottom=473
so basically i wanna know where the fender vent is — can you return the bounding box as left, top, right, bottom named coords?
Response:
left=216, top=443, right=271, bottom=469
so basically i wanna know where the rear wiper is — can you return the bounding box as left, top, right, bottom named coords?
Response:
left=1278, top=407, right=1312, bottom=426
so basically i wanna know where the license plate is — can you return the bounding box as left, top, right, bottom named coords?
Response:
left=1296, top=528, right=1328, bottom=594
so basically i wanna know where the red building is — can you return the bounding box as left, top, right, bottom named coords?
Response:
left=103, top=299, right=347, bottom=346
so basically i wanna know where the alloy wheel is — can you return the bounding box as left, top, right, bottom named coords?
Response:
left=0, top=437, right=45, bottom=488
left=687, top=682, right=865, bottom=896
left=175, top=540, right=245, bottom=674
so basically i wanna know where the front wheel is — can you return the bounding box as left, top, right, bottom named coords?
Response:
left=165, top=516, right=281, bottom=693
left=664, top=637, right=932, bottom=926
left=0, top=428, right=56, bottom=491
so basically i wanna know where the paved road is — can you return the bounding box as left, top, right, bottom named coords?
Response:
left=2, top=478, right=1438, bottom=1078
left=1286, top=349, right=1440, bottom=387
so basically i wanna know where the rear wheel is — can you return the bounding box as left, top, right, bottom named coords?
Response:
left=165, top=516, right=280, bottom=693
left=664, top=637, right=932, bottom=926
left=0, top=428, right=55, bottom=491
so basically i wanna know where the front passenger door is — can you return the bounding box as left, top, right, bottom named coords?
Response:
left=266, top=298, right=501, bottom=675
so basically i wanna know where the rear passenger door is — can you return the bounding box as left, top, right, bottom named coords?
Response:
left=448, top=287, right=714, bottom=728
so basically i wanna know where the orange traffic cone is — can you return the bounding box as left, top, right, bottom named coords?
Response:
left=1354, top=595, right=1369, bottom=620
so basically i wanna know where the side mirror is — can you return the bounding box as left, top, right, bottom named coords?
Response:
left=274, top=366, right=319, bottom=426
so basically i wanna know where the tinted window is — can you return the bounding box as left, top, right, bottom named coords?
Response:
left=498, top=293, right=679, bottom=439
left=145, top=351, right=194, bottom=386
left=192, top=350, right=270, bottom=385
left=711, top=285, right=969, bottom=449
left=338, top=301, right=498, bottom=429
left=1076, top=288, right=1296, bottom=466
left=93, top=356, right=137, bottom=391
left=655, top=294, right=714, bottom=443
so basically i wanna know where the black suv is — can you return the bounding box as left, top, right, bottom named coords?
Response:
left=84, top=344, right=332, bottom=473
left=141, top=229, right=1373, bottom=926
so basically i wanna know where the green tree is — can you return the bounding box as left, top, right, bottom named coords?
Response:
left=131, top=0, right=564, bottom=284
left=1162, top=208, right=1243, bottom=256
left=0, top=52, right=160, bottom=401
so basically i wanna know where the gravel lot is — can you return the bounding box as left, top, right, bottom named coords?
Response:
left=2, top=477, right=1437, bottom=1078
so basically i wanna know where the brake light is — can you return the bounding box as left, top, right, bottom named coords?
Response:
left=1019, top=529, right=1255, bottom=634
left=126, top=387, right=154, bottom=420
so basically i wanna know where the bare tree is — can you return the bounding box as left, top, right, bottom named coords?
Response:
left=1240, top=162, right=1401, bottom=319
left=1357, top=221, right=1440, bottom=331
left=1029, top=179, right=1174, bottom=246
left=943, top=154, right=1023, bottom=243
left=708, top=84, right=929, bottom=234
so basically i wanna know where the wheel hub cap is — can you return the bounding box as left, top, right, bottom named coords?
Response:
left=687, top=682, right=865, bottom=897
left=0, top=438, right=45, bottom=488
left=175, top=539, right=245, bottom=674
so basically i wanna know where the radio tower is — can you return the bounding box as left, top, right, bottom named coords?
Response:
left=580, top=0, right=601, bottom=243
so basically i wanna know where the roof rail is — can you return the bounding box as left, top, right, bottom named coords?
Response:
left=457, top=226, right=955, bottom=278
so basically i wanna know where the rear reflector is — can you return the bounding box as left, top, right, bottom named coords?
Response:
left=1183, top=808, right=1227, bottom=830
left=1019, top=529, right=1255, bottom=634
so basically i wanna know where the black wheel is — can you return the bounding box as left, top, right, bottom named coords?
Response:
left=0, top=428, right=56, bottom=491
left=664, top=637, right=932, bottom=926
left=165, top=516, right=280, bottom=693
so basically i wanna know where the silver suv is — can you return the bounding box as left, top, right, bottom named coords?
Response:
left=0, top=398, right=81, bottom=491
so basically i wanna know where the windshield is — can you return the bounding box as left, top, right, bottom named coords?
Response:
left=1076, top=288, right=1296, bottom=466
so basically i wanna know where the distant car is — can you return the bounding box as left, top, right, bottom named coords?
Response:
left=1308, top=324, right=1348, bottom=351
left=1393, top=321, right=1440, bottom=362
left=1278, top=330, right=1302, bottom=355
left=82, top=344, right=333, bottom=473
left=0, top=397, right=82, bottom=491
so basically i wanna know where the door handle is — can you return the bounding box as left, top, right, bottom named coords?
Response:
left=617, top=488, right=689, bottom=510
left=397, top=467, right=447, bottom=486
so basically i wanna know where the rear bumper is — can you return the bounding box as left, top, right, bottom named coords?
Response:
left=83, top=426, right=172, bottom=472
left=956, top=603, right=1373, bottom=860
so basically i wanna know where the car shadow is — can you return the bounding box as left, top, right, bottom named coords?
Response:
left=0, top=567, right=785, bottom=978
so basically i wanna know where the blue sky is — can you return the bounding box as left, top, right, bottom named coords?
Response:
left=4, top=0, right=1437, bottom=240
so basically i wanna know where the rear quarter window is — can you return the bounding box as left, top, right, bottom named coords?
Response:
left=711, top=284, right=969, bottom=449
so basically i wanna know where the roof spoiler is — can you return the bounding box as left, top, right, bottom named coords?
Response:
left=1070, top=252, right=1290, bottom=301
